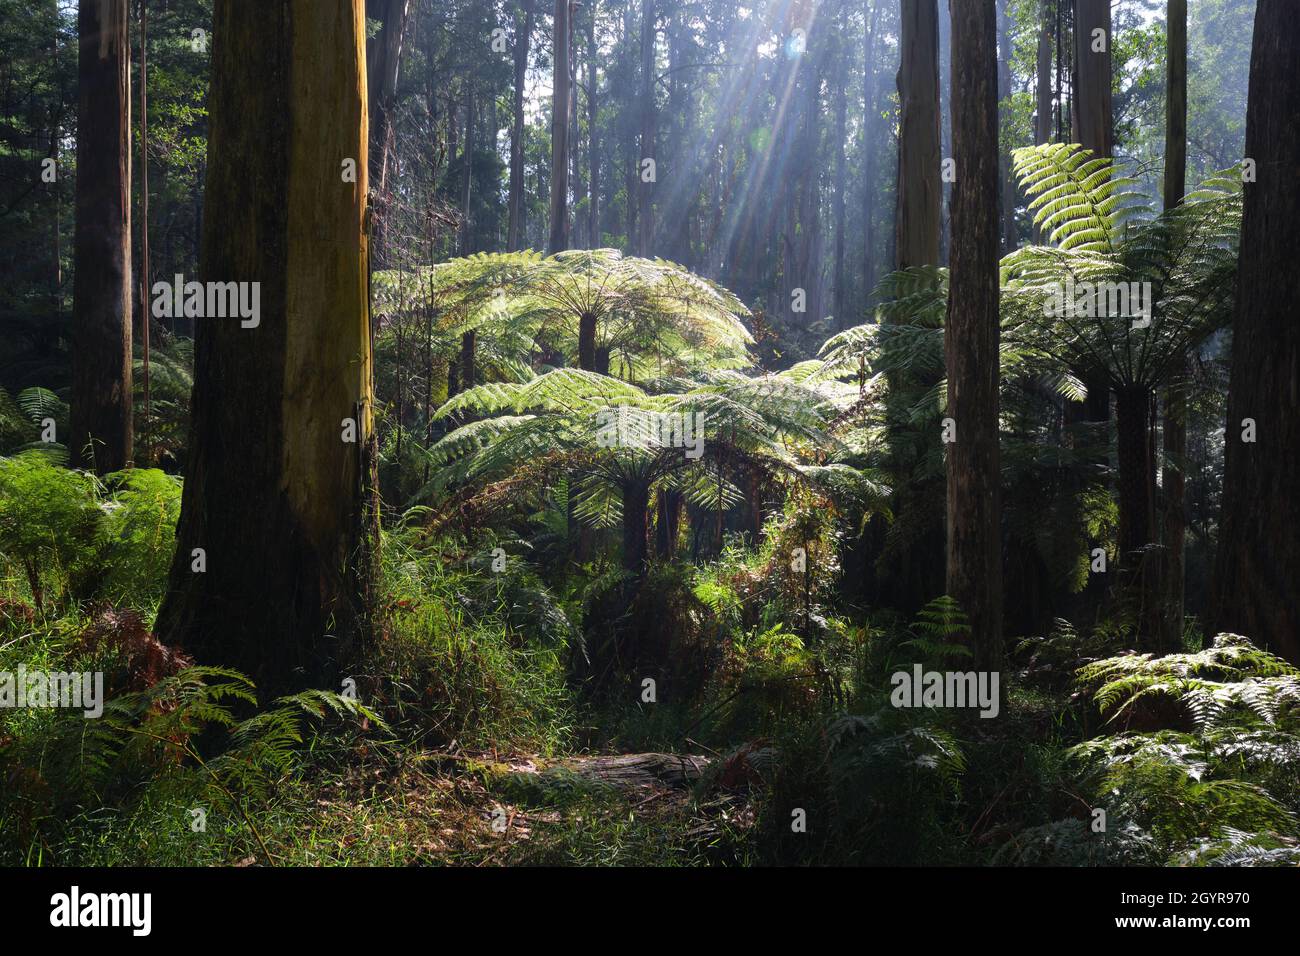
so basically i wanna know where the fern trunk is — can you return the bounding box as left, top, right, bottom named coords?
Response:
left=622, top=480, right=649, bottom=574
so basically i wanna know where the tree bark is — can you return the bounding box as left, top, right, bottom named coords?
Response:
left=1159, top=0, right=1187, bottom=651
left=945, top=0, right=1003, bottom=673
left=862, top=0, right=881, bottom=300
left=1212, top=0, right=1300, bottom=664
left=1033, top=0, right=1053, bottom=242
left=895, top=0, right=941, bottom=270
left=1071, top=0, right=1112, bottom=159
left=586, top=3, right=599, bottom=248
left=507, top=0, right=535, bottom=251
left=637, top=0, right=656, bottom=256
left=832, top=3, right=848, bottom=328
left=71, top=0, right=133, bottom=475
left=548, top=0, right=571, bottom=254
left=156, top=0, right=378, bottom=698
left=365, top=0, right=410, bottom=263
left=997, top=0, right=1016, bottom=252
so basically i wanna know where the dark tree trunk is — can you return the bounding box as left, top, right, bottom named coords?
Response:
left=945, top=0, right=1003, bottom=673
left=1067, top=0, right=1111, bottom=446
left=1035, top=0, right=1053, bottom=147
left=71, top=0, right=132, bottom=475
left=1071, top=0, right=1112, bottom=158
left=622, top=481, right=650, bottom=573
left=1159, top=0, right=1187, bottom=651
left=1212, top=0, right=1300, bottom=665
left=156, top=0, right=378, bottom=699
left=507, top=0, right=535, bottom=251
left=895, top=0, right=941, bottom=270
left=548, top=0, right=571, bottom=254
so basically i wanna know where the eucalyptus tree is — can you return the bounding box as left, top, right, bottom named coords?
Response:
left=1213, top=0, right=1300, bottom=665
left=157, top=0, right=376, bottom=697
left=71, top=0, right=132, bottom=474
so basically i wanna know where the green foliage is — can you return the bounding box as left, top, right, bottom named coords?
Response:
left=0, top=452, right=99, bottom=610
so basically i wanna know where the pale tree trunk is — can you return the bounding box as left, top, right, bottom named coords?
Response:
left=997, top=0, right=1016, bottom=252
left=862, top=0, right=881, bottom=299
left=586, top=4, right=599, bottom=248
left=895, top=0, right=941, bottom=270
left=1213, top=0, right=1300, bottom=665
left=1033, top=0, right=1052, bottom=242
left=637, top=0, right=655, bottom=256
left=548, top=0, right=571, bottom=254
left=507, top=0, right=535, bottom=251
left=365, top=0, right=409, bottom=264
left=157, top=0, right=378, bottom=698
left=945, top=0, right=1003, bottom=673
left=1159, top=0, right=1187, bottom=651
left=832, top=2, right=848, bottom=328
left=72, top=0, right=133, bottom=474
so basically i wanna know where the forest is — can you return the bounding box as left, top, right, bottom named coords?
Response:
left=0, top=0, right=1298, bottom=887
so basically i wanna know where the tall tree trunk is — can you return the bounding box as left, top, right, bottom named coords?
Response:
left=156, top=0, right=378, bottom=698
left=138, top=0, right=151, bottom=465
left=507, top=0, right=535, bottom=251
left=945, top=0, right=1003, bottom=673
left=1071, top=0, right=1112, bottom=158
left=895, top=0, right=941, bottom=270
left=72, top=0, right=133, bottom=475
left=1159, top=0, right=1187, bottom=651
left=1067, top=0, right=1111, bottom=442
left=862, top=0, right=881, bottom=301
left=832, top=3, right=848, bottom=328
left=366, top=0, right=410, bottom=264
left=1033, top=0, right=1053, bottom=242
left=1212, top=0, right=1300, bottom=665
left=586, top=4, right=599, bottom=248
left=637, top=0, right=656, bottom=256
left=548, top=0, right=571, bottom=254
left=997, top=0, right=1016, bottom=252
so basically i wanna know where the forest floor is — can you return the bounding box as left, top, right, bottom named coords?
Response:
left=263, top=745, right=752, bottom=866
